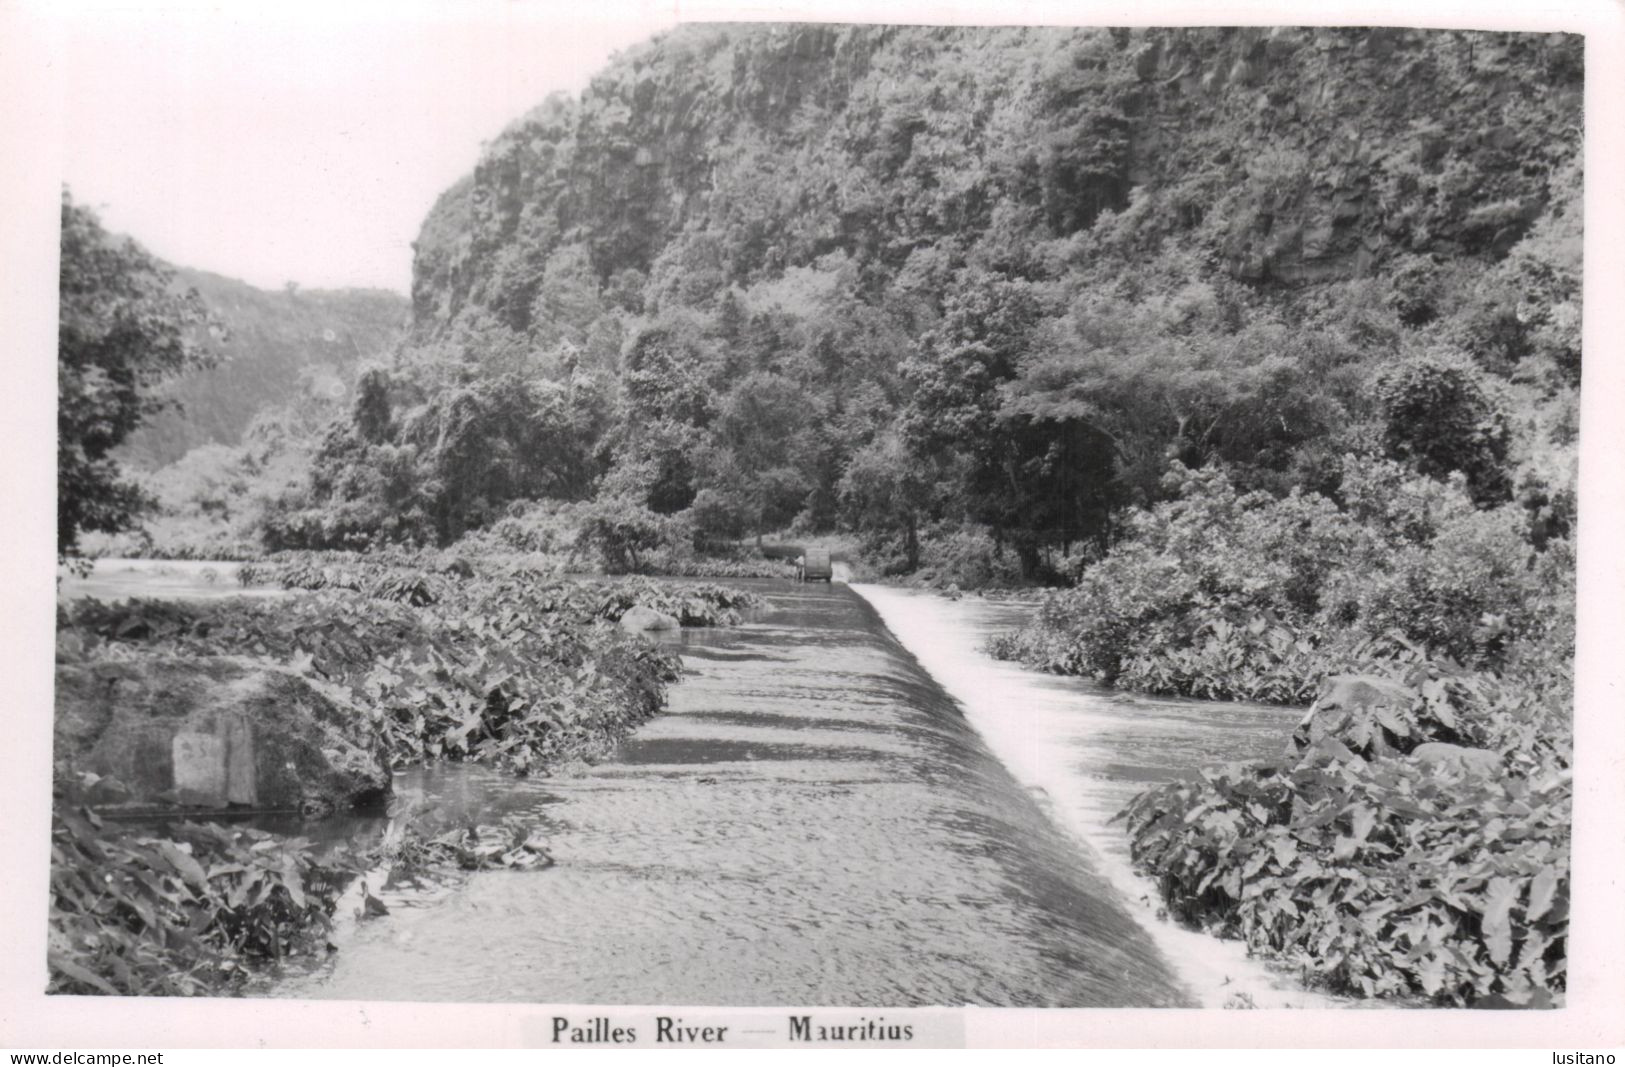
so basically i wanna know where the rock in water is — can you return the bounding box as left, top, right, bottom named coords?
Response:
left=619, top=604, right=679, bottom=633
left=1410, top=741, right=1503, bottom=775
left=1286, top=674, right=1503, bottom=776
left=54, top=656, right=391, bottom=816
left=1286, top=673, right=1416, bottom=760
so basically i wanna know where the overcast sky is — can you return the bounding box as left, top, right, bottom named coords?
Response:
left=58, top=1, right=677, bottom=293
left=43, top=0, right=1608, bottom=296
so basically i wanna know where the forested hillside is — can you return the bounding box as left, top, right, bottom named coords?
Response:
left=119, top=270, right=408, bottom=469
left=265, top=24, right=1580, bottom=578
left=76, top=266, right=407, bottom=560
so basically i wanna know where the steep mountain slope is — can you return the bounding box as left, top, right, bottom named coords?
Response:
left=119, top=269, right=408, bottom=468
left=274, top=23, right=1579, bottom=563
left=409, top=24, right=1580, bottom=337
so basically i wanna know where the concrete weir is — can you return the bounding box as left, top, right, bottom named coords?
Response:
left=853, top=583, right=1332, bottom=1008
left=284, top=580, right=1192, bottom=1007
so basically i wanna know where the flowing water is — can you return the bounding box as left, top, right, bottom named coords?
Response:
left=277, top=581, right=1195, bottom=1006
left=58, top=558, right=278, bottom=601
left=67, top=562, right=1332, bottom=1006
left=852, top=585, right=1336, bottom=1008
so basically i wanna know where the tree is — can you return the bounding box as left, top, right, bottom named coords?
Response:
left=57, top=190, right=217, bottom=556
left=1032, top=34, right=1135, bottom=235
left=1376, top=350, right=1512, bottom=505
left=898, top=271, right=1062, bottom=573
left=713, top=371, right=811, bottom=539
left=621, top=319, right=719, bottom=429
left=837, top=430, right=935, bottom=570
left=1005, top=282, right=1361, bottom=508
left=268, top=363, right=611, bottom=549
left=572, top=496, right=690, bottom=573
left=410, top=372, right=608, bottom=541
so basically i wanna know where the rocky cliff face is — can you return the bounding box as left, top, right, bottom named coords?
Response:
left=408, top=24, right=1580, bottom=342
left=411, top=24, right=895, bottom=333
left=1124, top=27, right=1581, bottom=284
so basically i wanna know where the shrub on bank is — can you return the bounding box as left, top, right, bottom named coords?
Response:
left=238, top=552, right=768, bottom=624
left=654, top=555, right=798, bottom=579
left=48, top=801, right=359, bottom=996
left=48, top=785, right=565, bottom=996
left=59, top=576, right=686, bottom=775
left=587, top=576, right=765, bottom=627
left=989, top=459, right=1571, bottom=703
left=980, top=456, right=1574, bottom=1007
left=873, top=523, right=1033, bottom=589
left=1118, top=666, right=1570, bottom=1006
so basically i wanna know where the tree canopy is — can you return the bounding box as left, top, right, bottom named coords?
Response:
left=57, top=190, right=218, bottom=556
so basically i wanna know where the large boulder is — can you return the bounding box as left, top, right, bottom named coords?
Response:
left=619, top=604, right=679, bottom=634
left=1410, top=741, right=1503, bottom=776
left=1287, top=674, right=1415, bottom=759
left=54, top=656, right=390, bottom=816
left=1287, top=673, right=1501, bottom=774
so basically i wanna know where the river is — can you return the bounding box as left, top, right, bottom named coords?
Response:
left=61, top=562, right=1327, bottom=1006
left=57, top=557, right=276, bottom=600
left=276, top=580, right=1197, bottom=1006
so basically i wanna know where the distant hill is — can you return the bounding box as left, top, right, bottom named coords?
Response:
left=118, top=268, right=409, bottom=469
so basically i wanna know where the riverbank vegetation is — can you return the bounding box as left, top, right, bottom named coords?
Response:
left=48, top=800, right=361, bottom=996
left=986, top=457, right=1573, bottom=704
left=58, top=566, right=767, bottom=776
left=51, top=558, right=762, bottom=994
left=981, top=455, right=1574, bottom=1006
left=1119, top=666, right=1570, bottom=1006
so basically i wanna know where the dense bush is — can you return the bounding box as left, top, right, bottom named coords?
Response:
left=260, top=369, right=612, bottom=550
left=571, top=496, right=694, bottom=573
left=1376, top=351, right=1513, bottom=505
left=1118, top=667, right=1570, bottom=1006
left=478, top=499, right=582, bottom=556
left=585, top=576, right=765, bottom=627
left=240, top=551, right=450, bottom=604
left=654, top=555, right=796, bottom=580
left=48, top=783, right=564, bottom=995
left=237, top=551, right=766, bottom=625
left=62, top=562, right=766, bottom=777
left=894, top=524, right=1032, bottom=590
left=990, top=459, right=1571, bottom=703
left=48, top=801, right=359, bottom=996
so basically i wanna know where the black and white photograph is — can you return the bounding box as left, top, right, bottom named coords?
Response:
left=4, top=0, right=1623, bottom=1052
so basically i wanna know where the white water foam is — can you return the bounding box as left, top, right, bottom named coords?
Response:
left=852, top=583, right=1335, bottom=1009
